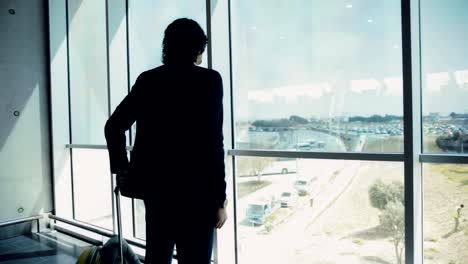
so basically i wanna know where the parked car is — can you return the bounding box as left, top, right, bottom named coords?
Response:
left=279, top=191, right=298, bottom=207
left=296, top=142, right=312, bottom=151
left=245, top=200, right=273, bottom=225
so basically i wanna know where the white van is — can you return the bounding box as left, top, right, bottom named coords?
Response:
left=293, top=177, right=317, bottom=195
left=246, top=201, right=273, bottom=225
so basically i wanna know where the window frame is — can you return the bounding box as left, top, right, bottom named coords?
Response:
left=47, top=0, right=468, bottom=263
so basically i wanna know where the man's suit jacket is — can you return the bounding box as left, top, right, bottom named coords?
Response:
left=104, top=64, right=226, bottom=210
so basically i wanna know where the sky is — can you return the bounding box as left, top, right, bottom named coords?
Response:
left=230, top=0, right=468, bottom=119
left=128, top=0, right=468, bottom=120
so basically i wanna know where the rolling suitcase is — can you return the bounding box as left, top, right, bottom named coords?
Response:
left=76, top=186, right=141, bottom=264
left=109, top=185, right=141, bottom=264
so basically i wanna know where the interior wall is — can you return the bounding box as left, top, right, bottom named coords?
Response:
left=0, top=0, right=52, bottom=235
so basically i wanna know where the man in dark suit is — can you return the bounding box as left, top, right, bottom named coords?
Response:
left=105, top=18, right=227, bottom=264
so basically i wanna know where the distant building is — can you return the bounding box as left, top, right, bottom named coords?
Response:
left=422, top=112, right=441, bottom=122
left=450, top=112, right=468, bottom=120
left=331, top=116, right=349, bottom=123
left=428, top=112, right=440, bottom=121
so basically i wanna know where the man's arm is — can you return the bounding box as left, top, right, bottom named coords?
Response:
left=104, top=74, right=144, bottom=174
left=211, top=71, right=227, bottom=209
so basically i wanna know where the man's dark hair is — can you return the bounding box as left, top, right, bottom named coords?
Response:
left=162, top=18, right=207, bottom=65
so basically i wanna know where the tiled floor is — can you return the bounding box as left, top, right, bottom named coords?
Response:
left=0, top=232, right=90, bottom=264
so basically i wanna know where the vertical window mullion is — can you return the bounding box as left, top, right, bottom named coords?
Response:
left=401, top=0, right=416, bottom=263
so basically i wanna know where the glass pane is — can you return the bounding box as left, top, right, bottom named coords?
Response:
left=423, top=163, right=468, bottom=263
left=119, top=195, right=135, bottom=239
left=216, top=155, right=236, bottom=264
left=128, top=0, right=207, bottom=84
left=134, top=199, right=146, bottom=240
left=232, top=1, right=403, bottom=153
left=235, top=158, right=404, bottom=264
left=72, top=149, right=113, bottom=230
left=68, top=0, right=108, bottom=144
left=421, top=0, right=468, bottom=154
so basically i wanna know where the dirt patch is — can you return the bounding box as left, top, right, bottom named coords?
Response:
left=363, top=135, right=444, bottom=153
left=423, top=163, right=468, bottom=264
left=262, top=207, right=295, bottom=233
left=363, top=136, right=403, bottom=152
left=344, top=225, right=393, bottom=240
left=299, top=162, right=403, bottom=264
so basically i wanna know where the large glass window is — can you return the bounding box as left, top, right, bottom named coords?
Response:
left=72, top=149, right=113, bottom=230
left=423, top=163, right=468, bottom=263
left=232, top=1, right=403, bottom=153
left=48, top=1, right=468, bottom=263
left=235, top=158, right=404, bottom=264
left=68, top=0, right=109, bottom=144
left=420, top=0, right=468, bottom=154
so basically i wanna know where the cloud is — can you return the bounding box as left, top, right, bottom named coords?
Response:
left=426, top=72, right=449, bottom=92
left=350, top=79, right=381, bottom=93
left=454, top=69, right=468, bottom=90
left=383, top=76, right=403, bottom=96
left=273, top=83, right=333, bottom=103
left=247, top=90, right=274, bottom=103
left=247, top=82, right=333, bottom=104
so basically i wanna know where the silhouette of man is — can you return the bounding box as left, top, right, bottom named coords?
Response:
left=105, top=18, right=227, bottom=264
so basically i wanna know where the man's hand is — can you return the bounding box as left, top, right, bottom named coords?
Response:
left=216, top=208, right=227, bottom=229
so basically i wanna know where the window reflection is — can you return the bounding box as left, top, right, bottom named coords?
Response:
left=68, top=0, right=108, bottom=144
left=421, top=0, right=468, bottom=154
left=232, top=0, right=403, bottom=153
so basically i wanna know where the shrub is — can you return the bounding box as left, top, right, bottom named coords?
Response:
left=369, top=179, right=404, bottom=210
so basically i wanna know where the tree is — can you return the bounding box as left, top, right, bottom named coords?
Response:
left=252, top=158, right=273, bottom=182
left=289, top=115, right=309, bottom=124
left=369, top=180, right=405, bottom=264
left=380, top=202, right=405, bottom=264
left=349, top=114, right=402, bottom=123
left=251, top=119, right=298, bottom=128
left=369, top=180, right=390, bottom=210
left=369, top=179, right=404, bottom=210
left=237, top=157, right=274, bottom=181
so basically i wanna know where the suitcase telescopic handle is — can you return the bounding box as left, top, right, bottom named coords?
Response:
left=114, top=186, right=124, bottom=264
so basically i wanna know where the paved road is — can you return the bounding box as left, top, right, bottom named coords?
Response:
left=237, top=159, right=361, bottom=264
